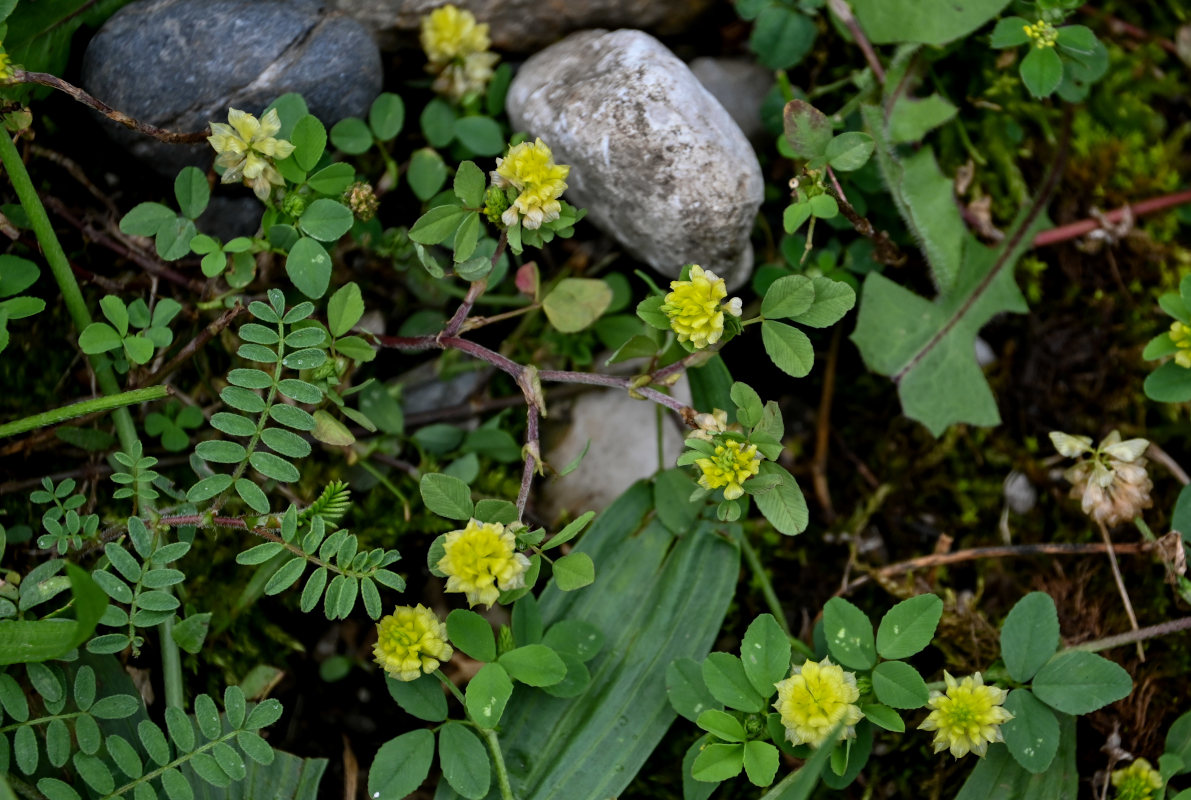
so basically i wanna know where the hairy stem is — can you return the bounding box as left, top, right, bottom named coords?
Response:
left=0, top=385, right=169, bottom=439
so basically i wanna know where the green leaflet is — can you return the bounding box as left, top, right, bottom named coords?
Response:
left=0, top=564, right=107, bottom=665
left=851, top=103, right=1053, bottom=435
left=955, top=713, right=1077, bottom=800
left=435, top=480, right=739, bottom=800
left=851, top=0, right=1011, bottom=46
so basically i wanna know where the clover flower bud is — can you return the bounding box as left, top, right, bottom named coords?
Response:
left=695, top=439, right=761, bottom=500
left=1111, top=758, right=1163, bottom=800
left=282, top=192, right=308, bottom=218
left=773, top=658, right=864, bottom=749
left=1023, top=19, right=1058, bottom=48
left=1171, top=321, right=1191, bottom=368
left=373, top=604, right=453, bottom=681
left=483, top=184, right=513, bottom=226
left=660, top=266, right=741, bottom=350
left=437, top=519, right=531, bottom=608
left=918, top=672, right=1013, bottom=758
left=491, top=139, right=569, bottom=230
left=207, top=108, right=295, bottom=201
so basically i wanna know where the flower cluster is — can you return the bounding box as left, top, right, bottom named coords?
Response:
left=918, top=672, right=1013, bottom=758
left=437, top=518, right=531, bottom=608
left=694, top=439, right=761, bottom=501
left=419, top=5, right=499, bottom=102
left=373, top=604, right=453, bottom=681
left=1111, top=758, right=1163, bottom=800
left=0, top=48, right=15, bottom=82
left=660, top=266, right=742, bottom=350
left=772, top=658, right=864, bottom=749
left=1023, top=19, right=1058, bottom=48
left=1170, top=321, right=1191, bottom=368
left=490, top=138, right=570, bottom=230
left=207, top=108, right=295, bottom=201
left=1050, top=430, right=1152, bottom=526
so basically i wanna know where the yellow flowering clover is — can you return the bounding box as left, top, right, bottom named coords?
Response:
left=420, top=5, right=498, bottom=101
left=1171, top=321, right=1191, bottom=368
left=918, top=672, right=1013, bottom=758
left=695, top=439, right=761, bottom=501
left=773, top=658, right=864, bottom=749
left=0, top=49, right=15, bottom=82
left=437, top=518, right=531, bottom=608
left=1022, top=19, right=1058, bottom=48
left=207, top=108, right=295, bottom=201
left=373, top=604, right=453, bottom=681
left=491, top=138, right=570, bottom=230
left=1111, top=758, right=1163, bottom=800
left=660, top=265, right=742, bottom=350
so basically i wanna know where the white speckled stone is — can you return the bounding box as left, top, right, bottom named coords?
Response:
left=539, top=376, right=691, bottom=519
left=506, top=29, right=763, bottom=289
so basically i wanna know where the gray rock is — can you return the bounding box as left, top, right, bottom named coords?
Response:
left=83, top=0, right=381, bottom=175
left=506, top=30, right=762, bottom=289
left=689, top=58, right=774, bottom=143
left=328, top=0, right=712, bottom=53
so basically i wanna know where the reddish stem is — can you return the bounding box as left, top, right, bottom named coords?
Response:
left=1032, top=189, right=1191, bottom=247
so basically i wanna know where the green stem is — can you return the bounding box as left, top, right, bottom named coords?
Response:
left=0, top=385, right=169, bottom=438
left=0, top=132, right=183, bottom=711
left=0, top=132, right=138, bottom=454
left=433, top=671, right=515, bottom=799
left=479, top=726, right=516, bottom=800
left=738, top=533, right=815, bottom=657
left=357, top=458, right=411, bottom=520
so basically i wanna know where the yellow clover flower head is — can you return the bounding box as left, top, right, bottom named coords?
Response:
left=373, top=604, right=453, bottom=681
left=1171, top=321, right=1191, bottom=368
left=773, top=657, right=864, bottom=749
left=918, top=671, right=1013, bottom=758
left=207, top=108, right=296, bottom=201
left=695, top=439, right=761, bottom=500
left=0, top=49, right=15, bottom=82
left=1111, top=758, right=1163, bottom=800
left=1023, top=19, right=1058, bottom=48
left=421, top=5, right=490, bottom=66
left=661, top=265, right=742, bottom=350
left=491, top=138, right=570, bottom=230
left=420, top=6, right=498, bottom=101
left=437, top=518, right=531, bottom=608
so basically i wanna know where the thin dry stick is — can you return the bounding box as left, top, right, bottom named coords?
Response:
left=812, top=328, right=841, bottom=521
left=843, top=541, right=1155, bottom=593
left=9, top=70, right=209, bottom=143
left=136, top=303, right=245, bottom=388
left=1147, top=441, right=1191, bottom=486
left=1097, top=519, right=1145, bottom=661
left=1071, top=615, right=1191, bottom=654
